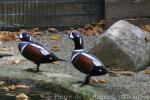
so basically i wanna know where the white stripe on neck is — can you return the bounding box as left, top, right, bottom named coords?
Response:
left=21, top=44, right=29, bottom=54
left=71, top=53, right=80, bottom=61
left=74, top=49, right=84, bottom=52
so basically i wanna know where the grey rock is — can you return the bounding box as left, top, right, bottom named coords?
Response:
left=90, top=20, right=149, bottom=71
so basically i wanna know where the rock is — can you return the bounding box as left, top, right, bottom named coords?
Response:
left=90, top=20, right=149, bottom=71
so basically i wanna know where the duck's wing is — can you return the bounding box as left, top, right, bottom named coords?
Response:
left=30, top=42, right=50, bottom=56
left=80, top=51, right=105, bottom=67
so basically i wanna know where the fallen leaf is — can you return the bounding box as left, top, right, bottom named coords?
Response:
left=119, top=71, right=135, bottom=76
left=0, top=31, right=18, bottom=41
left=84, top=30, right=95, bottom=36
left=111, top=68, right=121, bottom=71
left=91, top=79, right=99, bottom=84
left=97, top=79, right=109, bottom=84
left=50, top=34, right=61, bottom=40
left=48, top=28, right=59, bottom=33
left=144, top=70, right=150, bottom=74
left=0, top=87, right=9, bottom=92
left=51, top=61, right=60, bottom=65
left=63, top=30, right=70, bottom=34
left=145, top=37, right=150, bottom=42
left=1, top=47, right=12, bottom=51
left=51, top=45, right=60, bottom=52
left=34, top=32, right=44, bottom=36
left=108, top=71, right=118, bottom=77
left=16, top=93, right=29, bottom=100
left=0, top=81, right=5, bottom=86
left=8, top=85, right=16, bottom=91
left=143, top=25, right=150, bottom=32
left=92, top=27, right=102, bottom=36
left=16, top=84, right=30, bottom=89
left=12, top=59, right=21, bottom=64
left=32, top=28, right=39, bottom=31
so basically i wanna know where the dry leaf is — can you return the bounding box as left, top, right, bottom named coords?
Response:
left=34, top=32, right=44, bottom=36
left=111, top=68, right=121, bottom=71
left=16, top=84, right=30, bottom=89
left=145, top=37, right=150, bottom=42
left=12, top=59, right=21, bottom=64
left=97, top=79, right=109, bottom=84
left=0, top=81, right=5, bottom=86
left=63, top=30, right=70, bottom=34
left=108, top=71, right=118, bottom=77
left=1, top=47, right=12, bottom=51
left=8, top=85, right=16, bottom=91
left=143, top=25, right=150, bottom=32
left=91, top=79, right=99, bottom=84
left=119, top=71, right=135, bottom=76
left=16, top=93, right=29, bottom=100
left=50, top=34, right=61, bottom=40
left=51, top=61, right=60, bottom=65
left=32, top=28, right=39, bottom=31
left=51, top=45, right=60, bottom=52
left=0, top=87, right=9, bottom=92
left=48, top=28, right=59, bottom=33
left=144, top=70, right=150, bottom=74
left=0, top=31, right=18, bottom=41
left=83, top=30, right=95, bottom=36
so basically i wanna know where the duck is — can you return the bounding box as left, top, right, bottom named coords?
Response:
left=18, top=32, right=65, bottom=72
left=69, top=30, right=108, bottom=86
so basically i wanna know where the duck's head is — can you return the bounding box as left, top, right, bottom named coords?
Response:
left=69, top=30, right=84, bottom=50
left=19, top=32, right=32, bottom=42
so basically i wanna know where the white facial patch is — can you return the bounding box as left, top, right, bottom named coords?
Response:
left=69, top=32, right=74, bottom=39
left=19, top=33, right=23, bottom=39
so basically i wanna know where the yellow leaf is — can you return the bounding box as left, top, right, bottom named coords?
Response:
left=16, top=93, right=29, bottom=100
left=51, top=45, right=60, bottom=52
left=144, top=70, right=150, bottom=74
left=50, top=34, right=61, bottom=41
left=8, top=85, right=16, bottom=91
left=51, top=61, right=60, bottom=65
left=97, top=79, right=109, bottom=84
left=48, top=28, right=59, bottom=33
left=119, top=71, right=135, bottom=76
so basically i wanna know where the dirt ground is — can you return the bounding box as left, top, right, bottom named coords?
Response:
left=0, top=33, right=150, bottom=100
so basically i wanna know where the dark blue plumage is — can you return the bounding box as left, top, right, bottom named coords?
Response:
left=18, top=32, right=65, bottom=72
left=69, top=30, right=108, bottom=86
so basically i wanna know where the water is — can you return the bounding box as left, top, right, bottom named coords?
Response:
left=0, top=85, right=56, bottom=100
left=0, top=79, right=82, bottom=100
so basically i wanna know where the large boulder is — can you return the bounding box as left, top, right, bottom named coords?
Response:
left=90, top=20, right=150, bottom=71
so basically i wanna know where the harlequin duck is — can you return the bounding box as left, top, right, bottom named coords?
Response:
left=69, top=30, right=108, bottom=86
left=18, top=32, right=65, bottom=72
